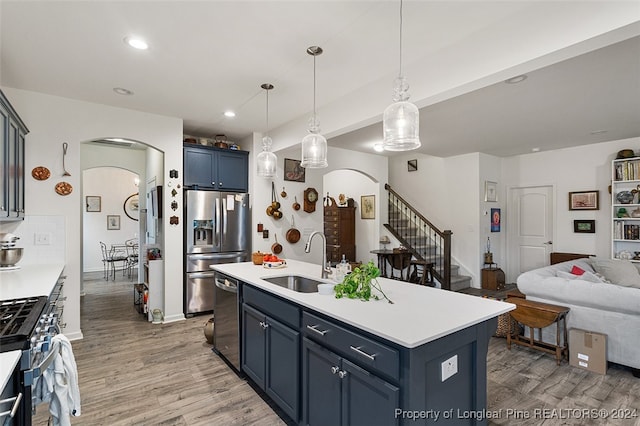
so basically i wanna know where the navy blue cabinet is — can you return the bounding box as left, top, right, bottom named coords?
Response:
left=183, top=144, right=248, bottom=192
left=241, top=302, right=300, bottom=421
left=0, top=90, right=28, bottom=221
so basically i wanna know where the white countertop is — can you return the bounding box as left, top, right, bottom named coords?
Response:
left=212, top=260, right=514, bottom=348
left=0, top=350, right=21, bottom=392
left=0, top=264, right=64, bottom=300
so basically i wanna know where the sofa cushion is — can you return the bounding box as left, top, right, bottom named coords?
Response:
left=557, top=270, right=603, bottom=283
left=590, top=258, right=640, bottom=288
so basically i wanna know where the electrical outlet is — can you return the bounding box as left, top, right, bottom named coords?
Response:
left=35, top=232, right=51, bottom=245
left=441, top=354, right=458, bottom=382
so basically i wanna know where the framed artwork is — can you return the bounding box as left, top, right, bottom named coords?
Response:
left=361, top=195, right=375, bottom=219
left=569, top=190, right=599, bottom=210
left=484, top=181, right=497, bottom=202
left=284, top=158, right=305, bottom=182
left=491, top=208, right=501, bottom=232
left=124, top=193, right=139, bottom=221
left=574, top=219, right=595, bottom=233
left=86, top=195, right=101, bottom=212
left=407, top=159, right=418, bottom=172
left=107, top=215, right=121, bottom=230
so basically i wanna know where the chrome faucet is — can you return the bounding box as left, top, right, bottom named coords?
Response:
left=305, top=231, right=331, bottom=279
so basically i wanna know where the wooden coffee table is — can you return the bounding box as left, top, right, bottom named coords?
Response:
left=506, top=297, right=570, bottom=365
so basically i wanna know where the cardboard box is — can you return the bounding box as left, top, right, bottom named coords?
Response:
left=569, top=328, right=607, bottom=374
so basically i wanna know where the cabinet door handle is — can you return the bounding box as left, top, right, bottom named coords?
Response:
left=306, top=324, right=328, bottom=336
left=259, top=321, right=269, bottom=329
left=350, top=345, right=376, bottom=361
left=338, top=371, right=348, bottom=379
left=331, top=366, right=339, bottom=374
left=219, top=182, right=223, bottom=186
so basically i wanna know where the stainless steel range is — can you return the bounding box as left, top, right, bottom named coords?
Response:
left=0, top=277, right=64, bottom=425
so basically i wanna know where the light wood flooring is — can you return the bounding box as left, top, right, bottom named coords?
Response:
left=33, top=273, right=639, bottom=426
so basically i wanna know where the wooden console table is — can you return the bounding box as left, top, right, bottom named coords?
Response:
left=506, top=297, right=570, bottom=365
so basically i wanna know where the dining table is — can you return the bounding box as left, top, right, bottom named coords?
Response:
left=369, top=249, right=412, bottom=280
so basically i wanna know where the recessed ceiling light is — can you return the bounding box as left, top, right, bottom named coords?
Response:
left=224, top=111, right=236, bottom=118
left=124, top=36, right=148, bottom=50
left=505, top=75, right=527, bottom=84
left=113, top=87, right=134, bottom=95
left=590, top=130, right=608, bottom=135
left=531, top=147, right=540, bottom=152
left=373, top=143, right=384, bottom=152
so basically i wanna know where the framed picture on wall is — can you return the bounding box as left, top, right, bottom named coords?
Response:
left=569, top=190, right=599, bottom=210
left=484, top=181, right=497, bottom=202
left=124, top=193, right=139, bottom=221
left=491, top=208, right=501, bottom=232
left=574, top=219, right=595, bottom=233
left=284, top=158, right=305, bottom=182
left=107, top=215, right=121, bottom=230
left=86, top=196, right=101, bottom=212
left=361, top=195, right=375, bottom=219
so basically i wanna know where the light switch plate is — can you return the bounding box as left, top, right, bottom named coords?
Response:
left=35, top=232, right=51, bottom=245
left=441, top=354, right=458, bottom=382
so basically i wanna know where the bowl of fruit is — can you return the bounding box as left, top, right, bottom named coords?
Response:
left=262, top=253, right=286, bottom=269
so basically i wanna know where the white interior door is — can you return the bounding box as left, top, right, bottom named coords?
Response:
left=507, top=185, right=554, bottom=281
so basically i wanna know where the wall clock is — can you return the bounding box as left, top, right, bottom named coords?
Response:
left=304, top=187, right=319, bottom=213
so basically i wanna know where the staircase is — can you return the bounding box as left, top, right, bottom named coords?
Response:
left=384, top=184, right=471, bottom=291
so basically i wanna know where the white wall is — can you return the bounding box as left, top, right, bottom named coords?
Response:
left=0, top=215, right=65, bottom=266
left=250, top=139, right=388, bottom=266
left=82, top=167, right=141, bottom=272
left=502, top=137, right=639, bottom=265
left=2, top=87, right=184, bottom=339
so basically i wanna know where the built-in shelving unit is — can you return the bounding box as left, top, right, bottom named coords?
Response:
left=611, top=158, right=640, bottom=262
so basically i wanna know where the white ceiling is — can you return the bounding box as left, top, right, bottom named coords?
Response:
left=1, top=1, right=639, bottom=158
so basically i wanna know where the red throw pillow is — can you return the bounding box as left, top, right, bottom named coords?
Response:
left=571, top=265, right=586, bottom=275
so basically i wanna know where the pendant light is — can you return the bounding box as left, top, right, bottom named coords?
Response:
left=300, top=46, right=328, bottom=168
left=256, top=83, right=277, bottom=178
left=382, top=0, right=421, bottom=151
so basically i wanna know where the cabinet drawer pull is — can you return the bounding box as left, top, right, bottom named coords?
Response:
left=350, top=345, right=376, bottom=361
left=331, top=366, right=339, bottom=374
left=0, top=392, right=23, bottom=419
left=306, top=324, right=328, bottom=336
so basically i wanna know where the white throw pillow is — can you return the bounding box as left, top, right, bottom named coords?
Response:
left=557, top=271, right=580, bottom=280
left=590, top=258, right=640, bottom=288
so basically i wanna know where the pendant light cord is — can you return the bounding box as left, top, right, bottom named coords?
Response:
left=265, top=88, right=269, bottom=137
left=313, top=54, right=317, bottom=119
left=399, top=0, right=403, bottom=78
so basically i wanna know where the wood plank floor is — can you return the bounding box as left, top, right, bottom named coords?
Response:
left=34, top=273, right=639, bottom=426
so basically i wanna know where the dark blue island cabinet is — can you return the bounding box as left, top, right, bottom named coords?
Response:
left=183, top=144, right=248, bottom=192
left=239, top=283, right=497, bottom=426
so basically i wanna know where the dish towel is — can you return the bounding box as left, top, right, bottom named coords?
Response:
left=33, top=334, right=81, bottom=425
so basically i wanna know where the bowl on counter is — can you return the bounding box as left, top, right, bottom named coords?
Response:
left=0, top=247, right=23, bottom=266
left=317, top=283, right=335, bottom=295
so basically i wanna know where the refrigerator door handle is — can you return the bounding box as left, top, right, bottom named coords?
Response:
left=221, top=195, right=227, bottom=246
left=189, top=253, right=245, bottom=261
left=214, top=196, right=221, bottom=248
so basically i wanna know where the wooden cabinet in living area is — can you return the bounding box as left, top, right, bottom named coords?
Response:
left=183, top=144, right=248, bottom=192
left=0, top=89, right=28, bottom=221
left=324, top=198, right=356, bottom=263
left=241, top=285, right=300, bottom=422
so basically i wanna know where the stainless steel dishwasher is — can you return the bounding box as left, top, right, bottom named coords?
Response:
left=213, top=272, right=240, bottom=371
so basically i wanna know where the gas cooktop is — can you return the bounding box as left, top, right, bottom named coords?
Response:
left=0, top=296, right=48, bottom=352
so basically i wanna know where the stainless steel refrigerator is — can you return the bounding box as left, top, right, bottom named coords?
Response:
left=184, top=190, right=250, bottom=315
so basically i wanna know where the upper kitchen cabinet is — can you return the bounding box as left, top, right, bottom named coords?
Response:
left=183, top=144, right=248, bottom=192
left=1, top=90, right=29, bottom=221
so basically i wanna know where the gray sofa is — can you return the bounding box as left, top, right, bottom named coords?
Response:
left=516, top=257, right=640, bottom=371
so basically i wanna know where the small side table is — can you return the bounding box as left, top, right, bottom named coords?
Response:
left=506, top=297, right=570, bottom=365
left=481, top=265, right=505, bottom=291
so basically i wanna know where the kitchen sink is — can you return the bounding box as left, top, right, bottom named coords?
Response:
left=262, top=275, right=325, bottom=293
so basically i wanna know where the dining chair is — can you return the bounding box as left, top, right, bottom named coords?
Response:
left=124, top=238, right=139, bottom=279
left=100, top=241, right=128, bottom=280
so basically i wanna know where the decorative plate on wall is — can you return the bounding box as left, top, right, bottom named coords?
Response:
left=31, top=166, right=51, bottom=181
left=55, top=181, right=73, bottom=196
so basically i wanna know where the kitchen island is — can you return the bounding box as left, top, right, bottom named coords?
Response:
left=212, top=260, right=514, bottom=426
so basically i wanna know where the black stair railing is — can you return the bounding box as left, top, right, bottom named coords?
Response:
left=384, top=184, right=453, bottom=290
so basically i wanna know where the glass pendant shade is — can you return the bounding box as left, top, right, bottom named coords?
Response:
left=257, top=136, right=277, bottom=177
left=301, top=46, right=328, bottom=168
left=256, top=83, right=277, bottom=178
